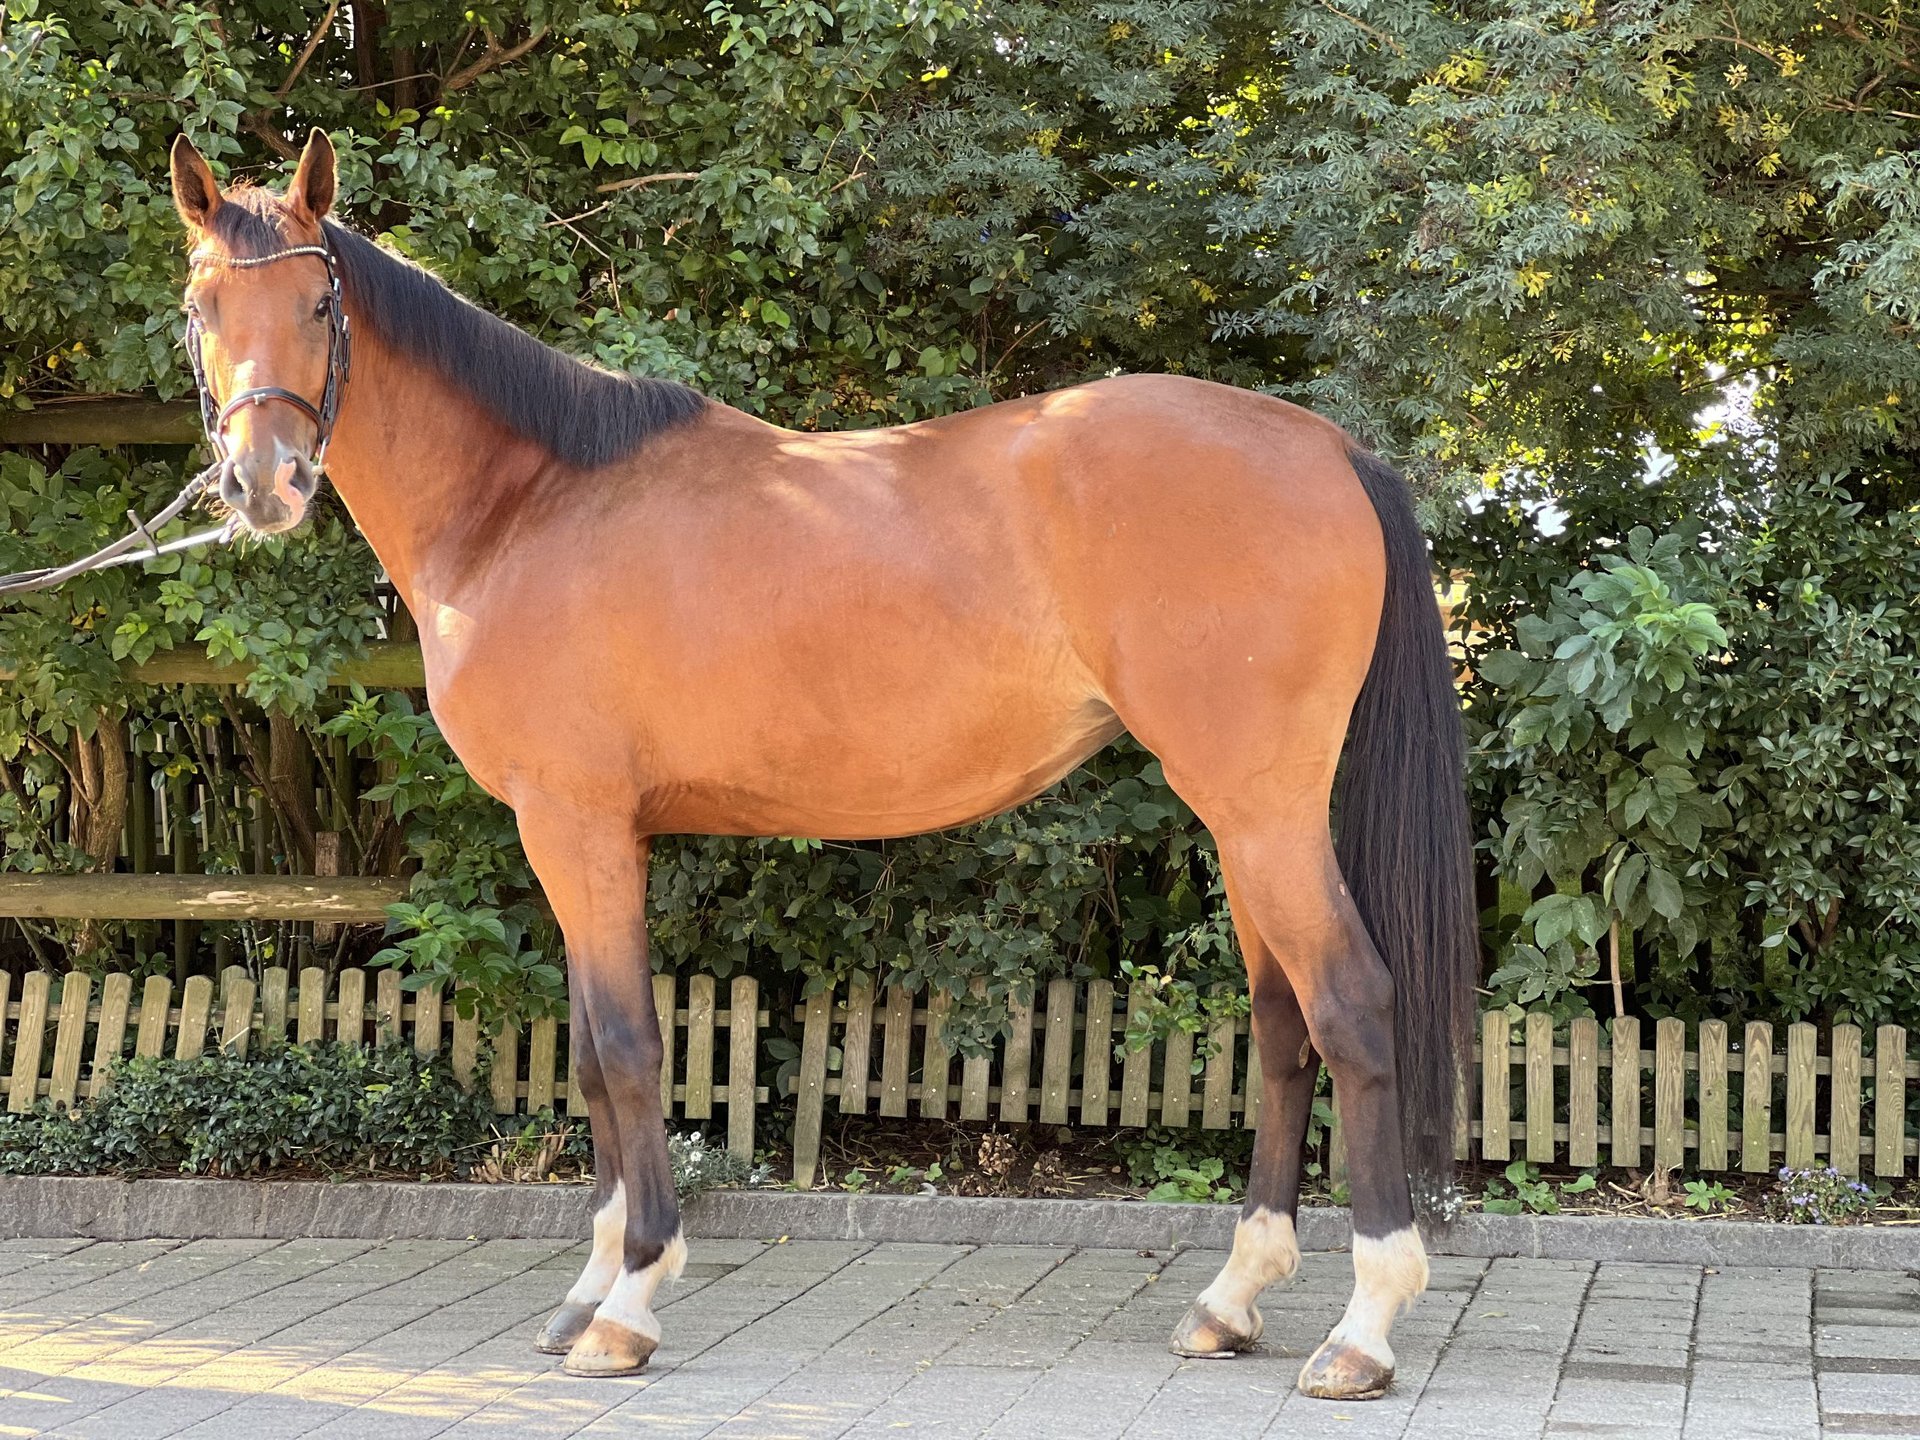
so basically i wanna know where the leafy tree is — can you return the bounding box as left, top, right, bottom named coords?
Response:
left=3, top=0, right=1919, bottom=1032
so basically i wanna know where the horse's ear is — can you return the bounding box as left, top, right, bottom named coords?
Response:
left=170, top=135, right=222, bottom=232
left=287, top=129, right=336, bottom=225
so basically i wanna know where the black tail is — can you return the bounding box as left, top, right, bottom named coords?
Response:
left=1337, top=449, right=1479, bottom=1220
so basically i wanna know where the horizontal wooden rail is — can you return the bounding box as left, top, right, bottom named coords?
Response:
left=0, top=641, right=425, bottom=688
left=0, top=398, right=200, bottom=447
left=0, top=874, right=407, bottom=921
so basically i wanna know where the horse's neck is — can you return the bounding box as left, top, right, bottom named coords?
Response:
left=319, top=335, right=545, bottom=613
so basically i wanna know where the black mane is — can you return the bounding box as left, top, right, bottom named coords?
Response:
left=208, top=195, right=707, bottom=468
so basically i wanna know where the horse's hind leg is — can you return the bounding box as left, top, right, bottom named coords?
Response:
left=1170, top=858, right=1318, bottom=1357
left=1214, top=825, right=1428, bottom=1400
left=517, top=806, right=684, bottom=1377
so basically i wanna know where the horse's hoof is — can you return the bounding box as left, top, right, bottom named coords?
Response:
left=562, top=1315, right=658, bottom=1377
left=1297, top=1339, right=1393, bottom=1400
left=534, top=1301, right=598, bottom=1355
left=1169, top=1299, right=1262, bottom=1358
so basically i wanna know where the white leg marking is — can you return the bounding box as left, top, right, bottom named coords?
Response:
left=594, top=1228, right=687, bottom=1342
left=1195, top=1209, right=1299, bottom=1327
left=1327, top=1227, right=1428, bottom=1368
left=563, top=1180, right=626, bottom=1306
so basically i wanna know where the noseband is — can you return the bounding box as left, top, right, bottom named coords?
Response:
left=186, top=235, right=352, bottom=468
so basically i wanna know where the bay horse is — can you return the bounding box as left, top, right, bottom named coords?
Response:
left=166, top=130, right=1475, bottom=1400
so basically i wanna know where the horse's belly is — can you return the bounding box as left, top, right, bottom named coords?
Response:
left=642, top=691, right=1125, bottom=840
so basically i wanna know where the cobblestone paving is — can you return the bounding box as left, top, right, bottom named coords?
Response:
left=0, top=1235, right=1913, bottom=1437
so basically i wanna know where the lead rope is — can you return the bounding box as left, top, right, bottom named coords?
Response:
left=0, top=464, right=233, bottom=597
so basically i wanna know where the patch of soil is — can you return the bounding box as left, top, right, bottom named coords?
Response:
left=801, top=1116, right=1150, bottom=1200
left=769, top=1115, right=1920, bottom=1227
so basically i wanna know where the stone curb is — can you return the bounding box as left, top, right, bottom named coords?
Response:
left=3, top=1177, right=1918, bottom=1269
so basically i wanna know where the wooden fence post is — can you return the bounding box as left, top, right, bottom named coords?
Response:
left=297, top=967, right=328, bottom=1044
left=175, top=975, right=213, bottom=1060
left=727, top=975, right=758, bottom=1160
left=1200, top=1007, right=1235, bottom=1131
left=527, top=1015, right=558, bottom=1114
left=791, top=987, right=833, bottom=1188
left=451, top=991, right=479, bottom=1090
left=337, top=968, right=366, bottom=1048
left=1118, top=988, right=1151, bottom=1127
left=1000, top=994, right=1034, bottom=1124
left=375, top=968, right=403, bottom=1044
left=653, top=974, right=676, bottom=1115
left=134, top=976, right=171, bottom=1058
left=1610, top=1015, right=1641, bottom=1170
left=1876, top=1025, right=1908, bottom=1178
left=48, top=973, right=92, bottom=1108
left=1785, top=1022, right=1817, bottom=1169
left=1481, top=1010, right=1510, bottom=1162
left=685, top=975, right=716, bottom=1120
left=1568, top=1016, right=1599, bottom=1168
left=1654, top=1017, right=1685, bottom=1173
left=840, top=977, right=875, bottom=1116
left=1697, top=1020, right=1729, bottom=1172
left=91, top=973, right=133, bottom=1096
left=1831, top=1024, right=1862, bottom=1177
left=219, top=970, right=255, bottom=1057
left=490, top=1017, right=521, bottom=1115
left=1525, top=1011, right=1554, bottom=1163
left=8, top=972, right=50, bottom=1113
left=261, top=966, right=290, bottom=1042
left=1743, top=1020, right=1774, bottom=1173
left=414, top=982, right=443, bottom=1056
left=920, top=986, right=953, bottom=1122
left=1082, top=978, right=1114, bottom=1127
left=1039, top=979, right=1075, bottom=1126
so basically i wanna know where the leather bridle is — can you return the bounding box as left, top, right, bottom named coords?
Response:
left=186, top=234, right=352, bottom=467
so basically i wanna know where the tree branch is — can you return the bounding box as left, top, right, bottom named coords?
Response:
left=439, top=25, right=548, bottom=96
left=235, top=1, right=342, bottom=162
left=593, top=170, right=703, bottom=195
left=276, top=0, right=342, bottom=99
left=241, top=111, right=299, bottom=161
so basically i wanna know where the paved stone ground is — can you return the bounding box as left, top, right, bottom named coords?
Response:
left=0, top=1236, right=1912, bottom=1439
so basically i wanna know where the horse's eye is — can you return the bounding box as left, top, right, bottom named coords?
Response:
left=312, top=296, right=331, bottom=320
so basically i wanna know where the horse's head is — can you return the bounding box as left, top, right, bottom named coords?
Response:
left=170, top=129, right=346, bottom=535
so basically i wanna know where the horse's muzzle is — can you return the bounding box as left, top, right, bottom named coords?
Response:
left=221, top=444, right=316, bottom=535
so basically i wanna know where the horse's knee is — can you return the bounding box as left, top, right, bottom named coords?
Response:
left=580, top=999, right=664, bottom=1109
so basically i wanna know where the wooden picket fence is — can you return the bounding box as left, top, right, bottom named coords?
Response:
left=0, top=965, right=767, bottom=1160
left=4, top=965, right=1917, bottom=1187
left=783, top=980, right=1920, bottom=1188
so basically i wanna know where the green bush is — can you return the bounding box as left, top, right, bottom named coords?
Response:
left=0, top=1039, right=764, bottom=1192
left=0, top=1041, right=500, bottom=1177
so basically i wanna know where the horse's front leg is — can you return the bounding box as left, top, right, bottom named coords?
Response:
left=517, top=807, right=682, bottom=1376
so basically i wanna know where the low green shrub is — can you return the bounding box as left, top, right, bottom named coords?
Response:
left=0, top=1041, right=499, bottom=1178
left=0, top=1041, right=763, bottom=1194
